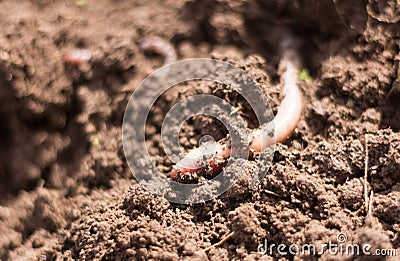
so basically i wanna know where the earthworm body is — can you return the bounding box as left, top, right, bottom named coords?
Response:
left=163, top=37, right=303, bottom=181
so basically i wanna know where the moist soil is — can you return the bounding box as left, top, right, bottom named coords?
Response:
left=0, top=0, right=400, bottom=260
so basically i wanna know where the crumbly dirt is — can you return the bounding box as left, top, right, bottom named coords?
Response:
left=0, top=0, right=399, bottom=260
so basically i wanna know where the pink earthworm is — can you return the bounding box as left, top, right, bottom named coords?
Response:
left=64, top=49, right=91, bottom=66
left=139, top=36, right=177, bottom=66
left=170, top=37, right=303, bottom=180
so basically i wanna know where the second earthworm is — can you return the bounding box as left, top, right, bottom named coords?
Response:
left=139, top=36, right=177, bottom=66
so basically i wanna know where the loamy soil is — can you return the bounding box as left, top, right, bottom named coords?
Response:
left=0, top=0, right=399, bottom=260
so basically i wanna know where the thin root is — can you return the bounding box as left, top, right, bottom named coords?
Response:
left=204, top=231, right=234, bottom=252
left=364, top=134, right=370, bottom=211
left=367, top=191, right=374, bottom=217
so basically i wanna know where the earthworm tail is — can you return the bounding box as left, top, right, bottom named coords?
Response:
left=250, top=35, right=303, bottom=151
